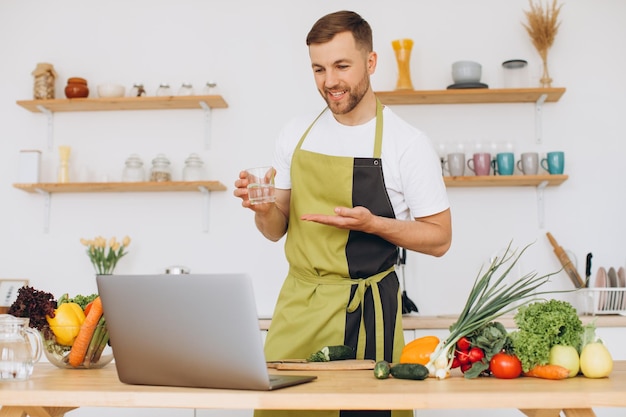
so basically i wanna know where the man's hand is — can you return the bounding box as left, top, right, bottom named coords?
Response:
left=301, top=206, right=374, bottom=232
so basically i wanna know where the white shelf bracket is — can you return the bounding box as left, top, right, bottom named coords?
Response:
left=535, top=93, right=547, bottom=144
left=36, top=105, right=54, bottom=151
left=199, top=186, right=210, bottom=233
left=536, top=180, right=549, bottom=229
left=35, top=188, right=51, bottom=233
left=199, top=101, right=212, bottom=150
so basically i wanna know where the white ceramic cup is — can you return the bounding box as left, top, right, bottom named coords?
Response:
left=444, top=153, right=466, bottom=176
left=517, top=152, right=539, bottom=175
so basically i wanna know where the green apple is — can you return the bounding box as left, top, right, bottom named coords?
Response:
left=549, top=345, right=580, bottom=377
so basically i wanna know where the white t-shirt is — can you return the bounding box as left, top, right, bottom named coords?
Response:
left=272, top=106, right=449, bottom=221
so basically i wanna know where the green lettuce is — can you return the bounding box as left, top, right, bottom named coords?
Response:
left=510, top=299, right=583, bottom=372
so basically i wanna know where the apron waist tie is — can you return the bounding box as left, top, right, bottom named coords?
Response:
left=288, top=266, right=394, bottom=361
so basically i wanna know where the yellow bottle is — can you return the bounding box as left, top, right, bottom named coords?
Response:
left=57, top=145, right=71, bottom=183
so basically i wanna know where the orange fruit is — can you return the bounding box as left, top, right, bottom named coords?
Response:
left=399, top=335, right=440, bottom=365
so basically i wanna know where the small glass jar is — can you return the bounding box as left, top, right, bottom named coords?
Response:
left=150, top=153, right=172, bottom=182
left=178, top=82, right=194, bottom=96
left=183, top=153, right=205, bottom=181
left=32, top=62, right=57, bottom=100
left=502, top=59, right=529, bottom=88
left=201, top=81, right=217, bottom=95
left=156, top=83, right=172, bottom=97
left=122, top=154, right=145, bottom=182
left=129, top=83, right=146, bottom=97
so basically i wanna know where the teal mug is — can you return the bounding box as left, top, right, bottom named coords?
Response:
left=541, top=151, right=565, bottom=174
left=496, top=152, right=515, bottom=176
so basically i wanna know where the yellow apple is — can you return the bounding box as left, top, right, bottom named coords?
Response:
left=548, top=345, right=580, bottom=377
left=580, top=342, right=613, bottom=378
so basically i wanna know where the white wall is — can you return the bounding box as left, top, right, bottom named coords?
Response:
left=2, top=3, right=626, bottom=417
left=2, top=0, right=625, bottom=328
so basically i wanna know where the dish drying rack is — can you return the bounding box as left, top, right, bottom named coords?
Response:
left=577, top=288, right=626, bottom=315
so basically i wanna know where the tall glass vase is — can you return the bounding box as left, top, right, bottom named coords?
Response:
left=392, top=39, right=414, bottom=90
left=540, top=55, right=553, bottom=88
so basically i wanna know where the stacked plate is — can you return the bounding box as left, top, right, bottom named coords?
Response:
left=593, top=266, right=626, bottom=313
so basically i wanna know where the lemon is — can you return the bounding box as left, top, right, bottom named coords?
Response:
left=580, top=342, right=613, bottom=378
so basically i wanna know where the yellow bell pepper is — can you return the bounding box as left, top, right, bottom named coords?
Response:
left=46, top=302, right=86, bottom=346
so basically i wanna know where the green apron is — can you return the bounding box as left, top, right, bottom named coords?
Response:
left=259, top=100, right=411, bottom=417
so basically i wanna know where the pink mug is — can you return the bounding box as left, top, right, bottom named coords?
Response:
left=467, top=153, right=492, bottom=176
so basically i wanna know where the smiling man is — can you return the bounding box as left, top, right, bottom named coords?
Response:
left=234, top=10, right=451, bottom=417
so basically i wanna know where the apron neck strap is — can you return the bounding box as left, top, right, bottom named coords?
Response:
left=373, top=98, right=383, bottom=159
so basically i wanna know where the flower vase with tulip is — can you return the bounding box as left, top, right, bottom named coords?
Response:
left=81, top=235, right=131, bottom=275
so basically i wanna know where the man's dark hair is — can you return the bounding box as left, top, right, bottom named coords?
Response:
left=306, top=10, right=373, bottom=52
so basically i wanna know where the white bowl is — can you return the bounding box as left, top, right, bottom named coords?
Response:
left=97, top=83, right=125, bottom=98
left=452, top=61, right=482, bottom=84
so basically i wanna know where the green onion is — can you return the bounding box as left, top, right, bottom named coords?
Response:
left=428, top=242, right=565, bottom=379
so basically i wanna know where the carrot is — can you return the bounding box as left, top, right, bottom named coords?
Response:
left=68, top=296, right=104, bottom=367
left=523, top=364, right=570, bottom=380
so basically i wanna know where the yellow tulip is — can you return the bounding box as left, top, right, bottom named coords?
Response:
left=109, top=237, right=117, bottom=248
left=122, top=236, right=131, bottom=247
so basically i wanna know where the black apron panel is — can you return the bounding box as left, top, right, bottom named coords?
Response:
left=345, top=158, right=398, bottom=278
left=344, top=271, right=399, bottom=362
left=341, top=411, right=391, bottom=417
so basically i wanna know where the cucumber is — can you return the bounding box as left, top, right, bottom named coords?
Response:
left=390, top=363, right=429, bottom=380
left=373, top=361, right=391, bottom=379
left=307, top=345, right=356, bottom=362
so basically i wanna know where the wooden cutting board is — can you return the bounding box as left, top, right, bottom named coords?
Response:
left=267, top=359, right=376, bottom=371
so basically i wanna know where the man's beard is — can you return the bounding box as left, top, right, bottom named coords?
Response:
left=321, top=75, right=370, bottom=115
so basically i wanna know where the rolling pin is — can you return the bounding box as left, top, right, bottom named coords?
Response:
left=546, top=232, right=585, bottom=288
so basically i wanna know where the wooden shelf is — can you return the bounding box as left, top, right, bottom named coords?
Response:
left=444, top=174, right=568, bottom=187
left=16, top=95, right=228, bottom=113
left=13, top=181, right=227, bottom=193
left=375, top=87, right=565, bottom=105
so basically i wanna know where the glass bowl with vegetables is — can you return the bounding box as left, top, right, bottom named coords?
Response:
left=9, top=287, right=114, bottom=369
left=42, top=321, right=113, bottom=369
left=42, top=294, right=113, bottom=369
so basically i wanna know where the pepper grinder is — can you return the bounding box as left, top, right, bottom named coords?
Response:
left=57, top=145, right=71, bottom=183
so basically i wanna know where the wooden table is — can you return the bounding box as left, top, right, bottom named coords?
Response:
left=1, top=362, right=624, bottom=417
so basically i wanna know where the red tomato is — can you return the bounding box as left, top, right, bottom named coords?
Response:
left=456, top=336, right=471, bottom=351
left=490, top=352, right=522, bottom=379
left=468, top=347, right=485, bottom=363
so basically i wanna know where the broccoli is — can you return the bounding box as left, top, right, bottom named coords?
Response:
left=510, top=299, right=583, bottom=372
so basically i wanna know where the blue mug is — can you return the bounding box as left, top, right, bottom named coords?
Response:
left=541, top=151, right=564, bottom=174
left=496, top=152, right=515, bottom=176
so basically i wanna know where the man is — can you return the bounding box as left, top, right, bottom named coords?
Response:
left=234, top=10, right=451, bottom=416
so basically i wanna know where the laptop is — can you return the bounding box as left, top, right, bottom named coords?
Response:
left=96, top=273, right=316, bottom=390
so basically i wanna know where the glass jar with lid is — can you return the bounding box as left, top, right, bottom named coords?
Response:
left=150, top=153, right=172, bottom=182
left=122, top=154, right=145, bottom=182
left=156, top=83, right=172, bottom=97
left=183, top=153, right=205, bottom=181
left=178, top=82, right=194, bottom=96
left=129, top=83, right=146, bottom=97
left=201, top=81, right=217, bottom=95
